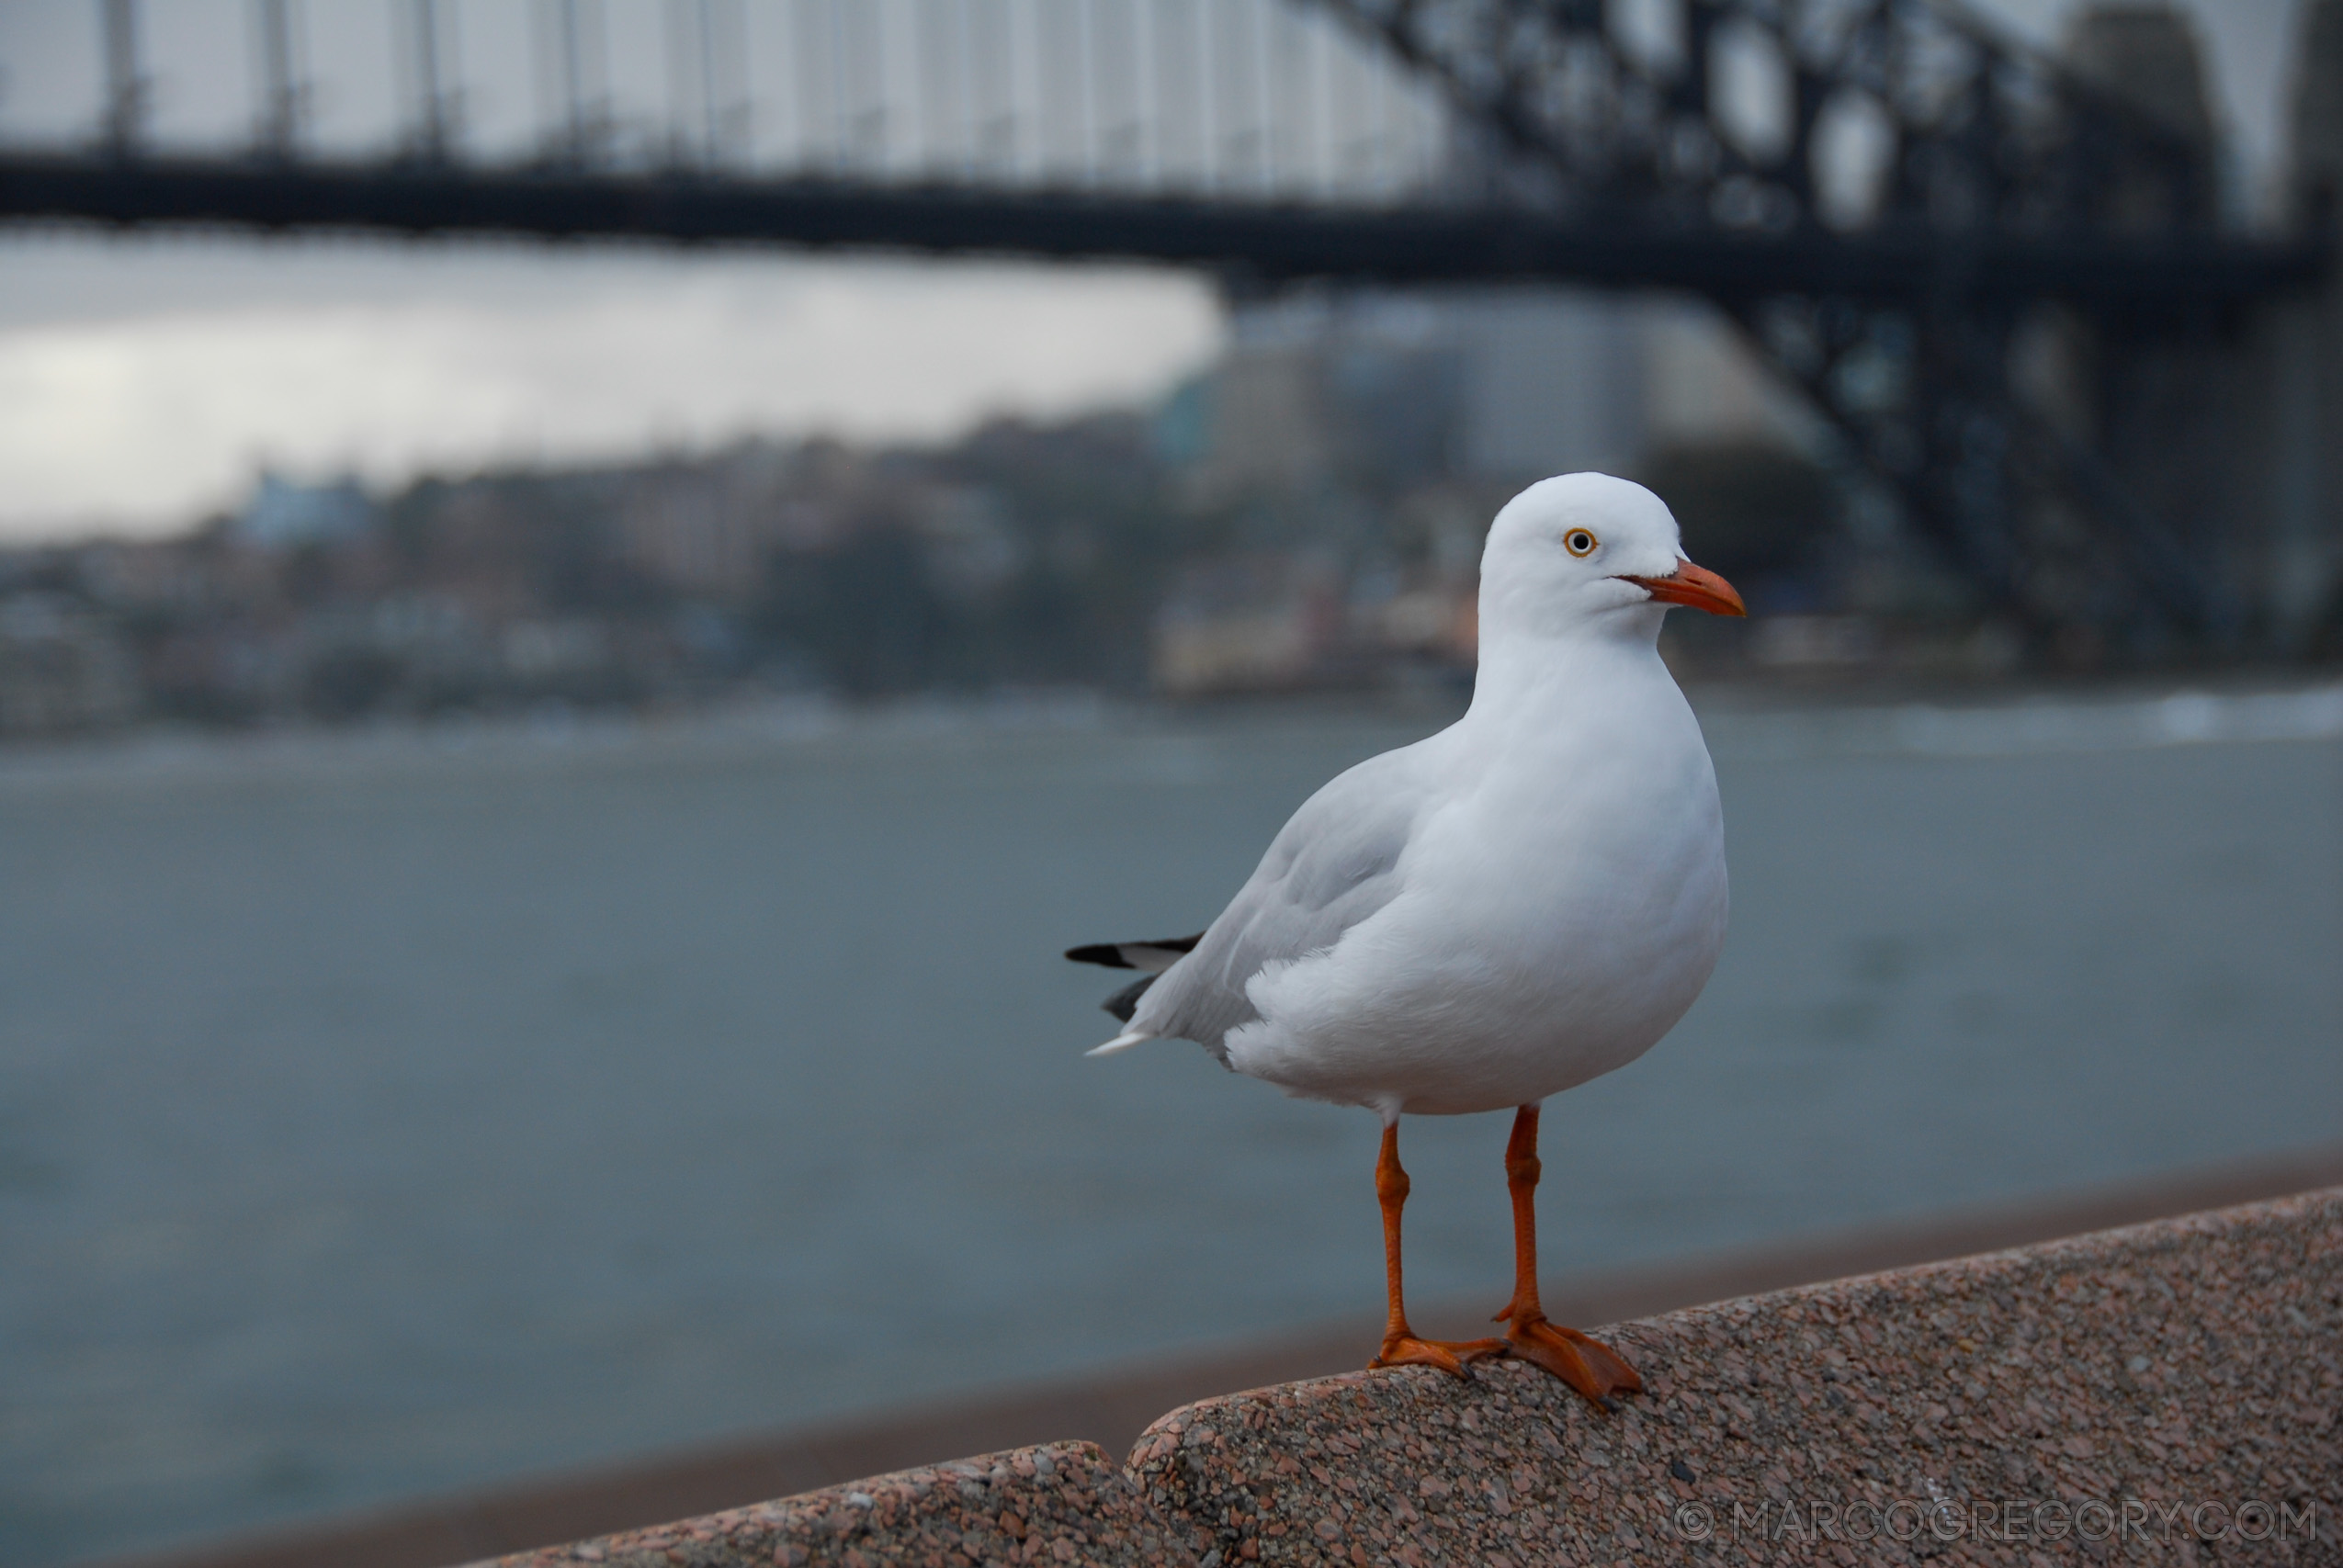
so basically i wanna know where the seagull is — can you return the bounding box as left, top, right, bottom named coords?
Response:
left=1067, top=473, right=1743, bottom=1406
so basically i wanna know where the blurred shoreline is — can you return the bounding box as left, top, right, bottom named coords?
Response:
left=4, top=670, right=2340, bottom=793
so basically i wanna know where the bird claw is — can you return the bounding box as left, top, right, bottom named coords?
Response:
left=1370, top=1333, right=1509, bottom=1381
left=1500, top=1313, right=1642, bottom=1406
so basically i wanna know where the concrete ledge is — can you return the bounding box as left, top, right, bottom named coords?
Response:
left=1129, top=1187, right=2341, bottom=1564
left=472, top=1187, right=2342, bottom=1567
left=478, top=1441, right=1200, bottom=1568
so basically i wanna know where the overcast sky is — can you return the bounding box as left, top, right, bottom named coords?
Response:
left=0, top=0, right=2309, bottom=541
left=0, top=238, right=1224, bottom=536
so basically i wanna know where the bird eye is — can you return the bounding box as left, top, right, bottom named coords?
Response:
left=1564, top=529, right=1598, bottom=557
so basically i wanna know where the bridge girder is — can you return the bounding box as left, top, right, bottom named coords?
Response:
left=0, top=0, right=2327, bottom=653
left=1320, top=0, right=2293, bottom=649
left=0, top=150, right=2303, bottom=308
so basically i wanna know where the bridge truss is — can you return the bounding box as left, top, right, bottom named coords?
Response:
left=0, top=0, right=2325, bottom=652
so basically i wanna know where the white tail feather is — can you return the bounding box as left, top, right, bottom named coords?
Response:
left=1086, top=1030, right=1153, bottom=1057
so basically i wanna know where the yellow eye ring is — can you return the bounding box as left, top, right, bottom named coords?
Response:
left=1564, top=528, right=1598, bottom=557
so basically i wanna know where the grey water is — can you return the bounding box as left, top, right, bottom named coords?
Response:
left=5, top=687, right=2340, bottom=1565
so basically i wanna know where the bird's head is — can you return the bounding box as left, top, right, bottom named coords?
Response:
left=1478, top=473, right=1746, bottom=642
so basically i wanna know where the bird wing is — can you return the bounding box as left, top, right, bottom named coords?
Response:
left=1064, top=934, right=1204, bottom=975
left=1064, top=933, right=1205, bottom=1025
left=1129, top=749, right=1431, bottom=1057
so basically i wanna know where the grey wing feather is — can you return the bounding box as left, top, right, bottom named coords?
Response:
left=1130, top=750, right=1429, bottom=1059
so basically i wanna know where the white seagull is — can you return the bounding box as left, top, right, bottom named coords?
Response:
left=1067, top=473, right=1743, bottom=1405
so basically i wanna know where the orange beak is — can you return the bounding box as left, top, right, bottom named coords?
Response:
left=1621, top=559, right=1746, bottom=617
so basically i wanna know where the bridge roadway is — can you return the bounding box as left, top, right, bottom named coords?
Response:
left=0, top=150, right=2323, bottom=310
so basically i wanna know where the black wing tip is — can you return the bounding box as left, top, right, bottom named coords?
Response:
left=1104, top=974, right=1156, bottom=1022
left=1063, top=932, right=1206, bottom=970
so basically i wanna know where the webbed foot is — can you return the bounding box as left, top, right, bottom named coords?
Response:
left=1370, top=1332, right=1510, bottom=1380
left=1497, top=1311, right=1641, bottom=1404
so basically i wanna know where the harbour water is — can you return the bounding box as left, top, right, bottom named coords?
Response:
left=5, top=684, right=2340, bottom=1565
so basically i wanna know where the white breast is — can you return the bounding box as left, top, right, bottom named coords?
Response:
left=1222, top=660, right=1727, bottom=1116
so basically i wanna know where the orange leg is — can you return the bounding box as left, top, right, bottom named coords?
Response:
left=1491, top=1104, right=1643, bottom=1405
left=1367, top=1122, right=1506, bottom=1378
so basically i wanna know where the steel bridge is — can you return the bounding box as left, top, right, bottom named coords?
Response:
left=1, top=0, right=2330, bottom=653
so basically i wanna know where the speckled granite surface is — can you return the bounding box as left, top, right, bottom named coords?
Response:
left=476, top=1440, right=1198, bottom=1568
left=475, top=1189, right=2340, bottom=1567
left=1131, top=1188, right=2343, bottom=1564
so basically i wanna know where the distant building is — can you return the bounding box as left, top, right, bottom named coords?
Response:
left=1151, top=553, right=1348, bottom=696
left=914, top=485, right=1024, bottom=603
left=1447, top=290, right=1648, bottom=480
left=1177, top=299, right=1356, bottom=500
left=233, top=471, right=377, bottom=550
left=1177, top=287, right=1806, bottom=505
left=1145, top=285, right=1822, bottom=695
